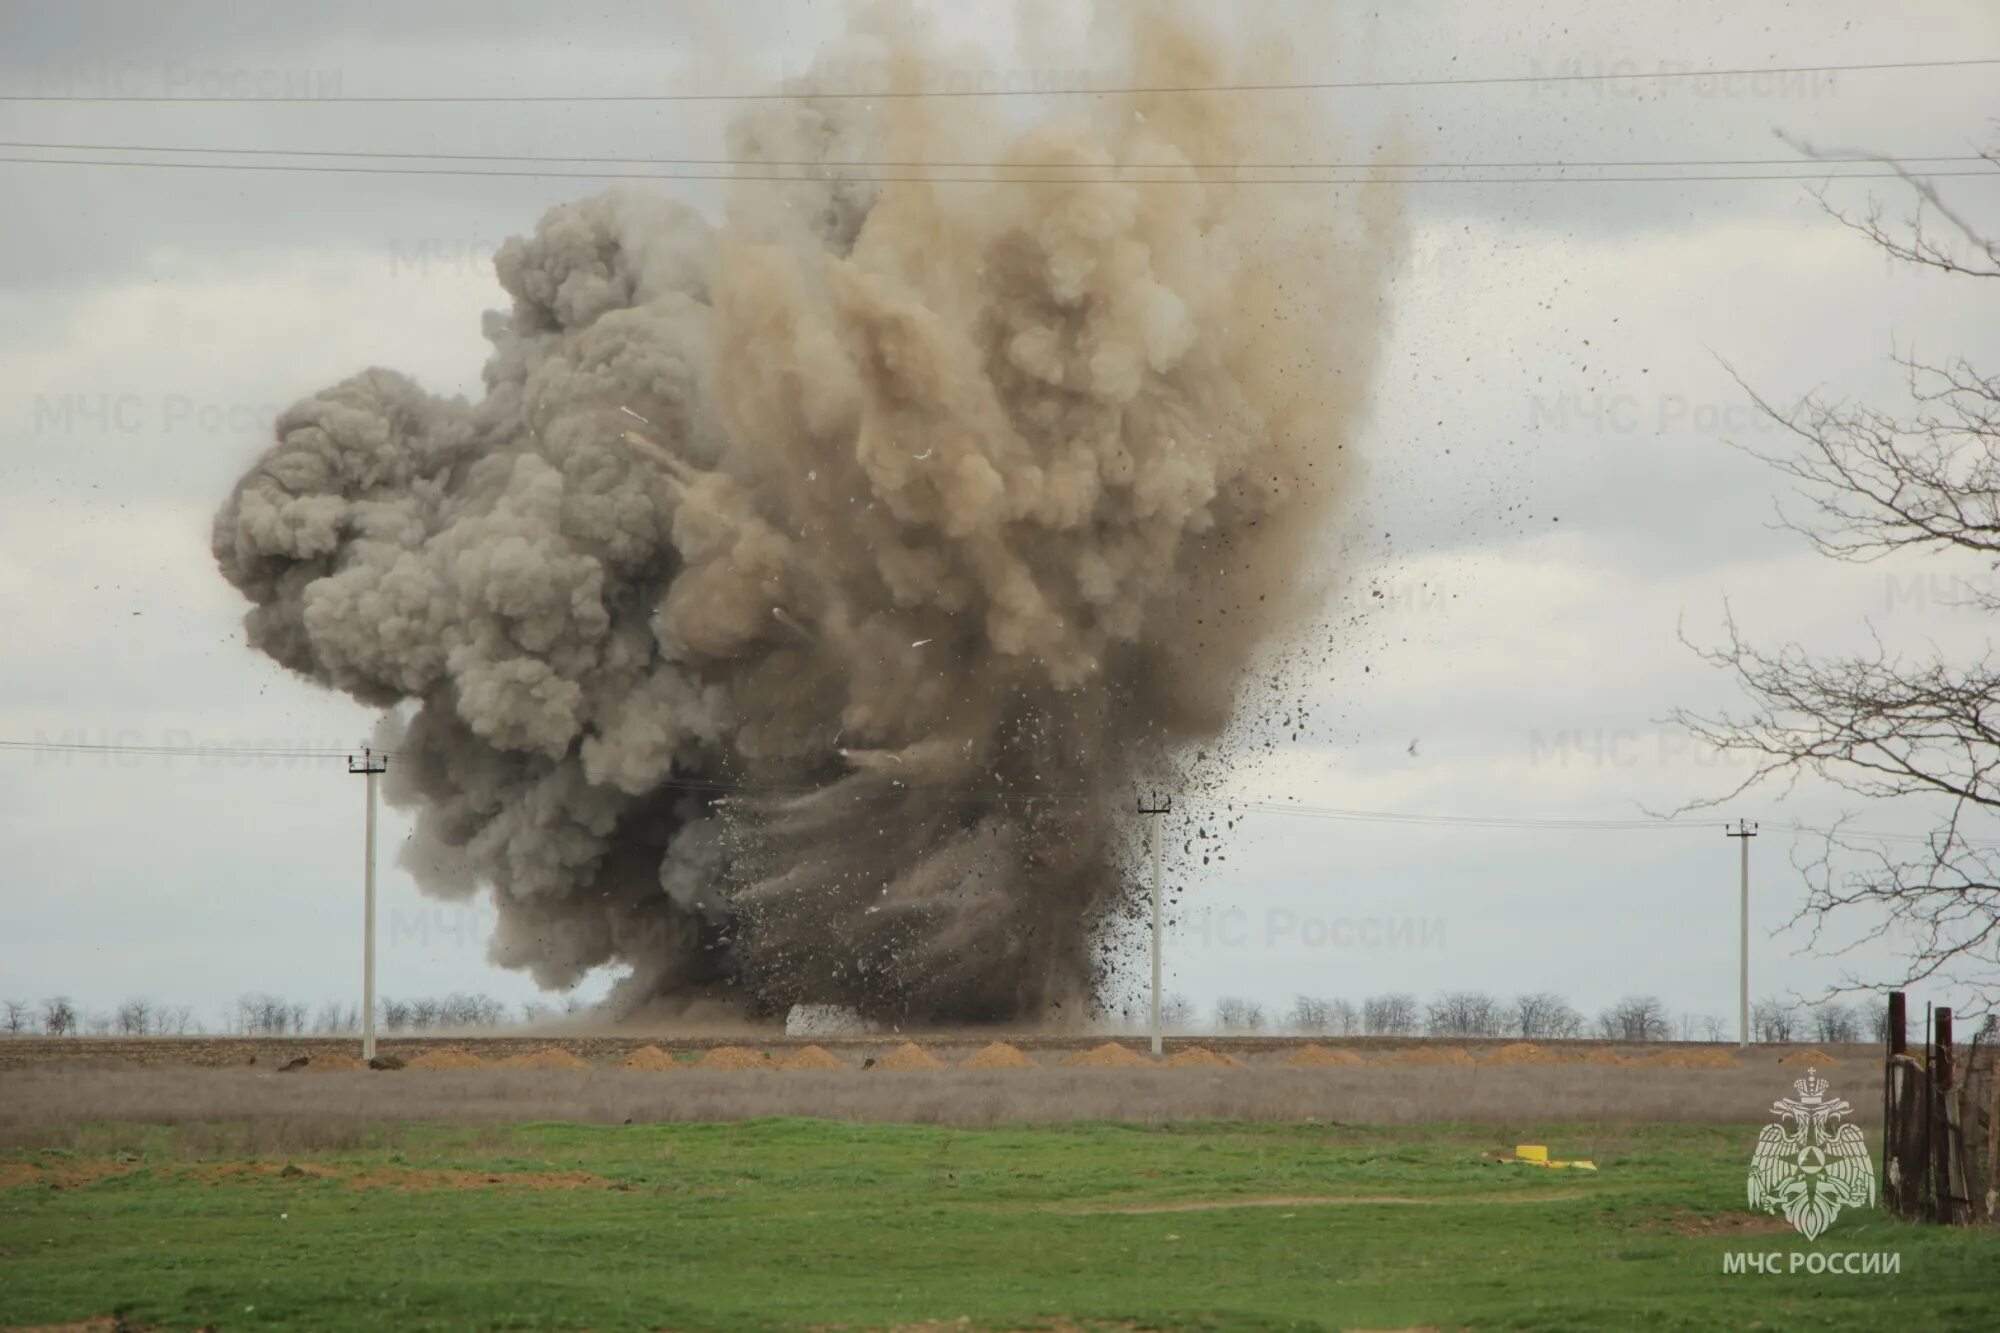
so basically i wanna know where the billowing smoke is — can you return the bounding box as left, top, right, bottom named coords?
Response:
left=212, top=5, right=1401, bottom=1022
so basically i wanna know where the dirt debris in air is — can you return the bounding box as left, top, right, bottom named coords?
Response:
left=406, top=1047, right=492, bottom=1070
left=697, top=1046, right=774, bottom=1070
left=1284, top=1044, right=1364, bottom=1068
left=497, top=1048, right=591, bottom=1071
left=959, top=1041, right=1037, bottom=1069
left=872, top=1042, right=947, bottom=1071
left=1061, top=1042, right=1154, bottom=1069
left=776, top=1044, right=849, bottom=1071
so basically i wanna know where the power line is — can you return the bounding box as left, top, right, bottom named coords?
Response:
left=2, top=56, right=1992, bottom=103
left=1, top=138, right=1987, bottom=172
left=0, top=738, right=365, bottom=759
left=4, top=154, right=1989, bottom=187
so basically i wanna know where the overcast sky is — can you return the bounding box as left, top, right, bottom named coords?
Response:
left=2, top=0, right=1997, bottom=1035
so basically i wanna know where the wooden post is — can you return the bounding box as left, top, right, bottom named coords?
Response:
left=1887, top=992, right=1907, bottom=1057
left=1933, top=1008, right=1960, bottom=1224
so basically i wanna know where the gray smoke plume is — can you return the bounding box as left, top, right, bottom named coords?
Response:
left=212, top=5, right=1402, bottom=1022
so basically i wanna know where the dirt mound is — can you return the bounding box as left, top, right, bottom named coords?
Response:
left=299, top=1052, right=369, bottom=1073
left=1481, top=1042, right=1561, bottom=1066
left=406, top=1047, right=491, bottom=1071
left=1284, top=1044, right=1364, bottom=1068
left=497, top=1048, right=590, bottom=1071
left=873, top=1042, right=946, bottom=1071
left=1638, top=1048, right=1741, bottom=1070
left=618, top=1045, right=682, bottom=1071
left=1576, top=1048, right=1629, bottom=1066
left=960, top=1041, right=1037, bottom=1069
left=1380, top=1046, right=1474, bottom=1067
left=1062, top=1042, right=1153, bottom=1068
left=1164, top=1046, right=1242, bottom=1069
left=1779, top=1048, right=1838, bottom=1066
left=776, top=1045, right=849, bottom=1071
left=697, top=1045, right=773, bottom=1070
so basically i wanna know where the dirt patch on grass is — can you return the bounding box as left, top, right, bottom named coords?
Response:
left=1380, top=1046, right=1474, bottom=1067
left=618, top=1045, right=682, bottom=1071
left=1062, top=1042, right=1153, bottom=1069
left=496, top=1048, right=591, bottom=1071
left=1481, top=1043, right=1560, bottom=1066
left=296, top=1053, right=370, bottom=1073
left=697, top=1046, right=773, bottom=1070
left=873, top=1042, right=946, bottom=1071
left=960, top=1041, right=1037, bottom=1069
left=1164, top=1046, right=1243, bottom=1069
left=1780, top=1049, right=1838, bottom=1066
left=1284, top=1044, right=1364, bottom=1068
left=1072, top=1190, right=1588, bottom=1214
left=777, top=1045, right=849, bottom=1071
left=0, top=1160, right=139, bottom=1190
left=1636, top=1049, right=1740, bottom=1070
left=172, top=1161, right=613, bottom=1191
left=405, top=1048, right=492, bottom=1071
left=1650, top=1210, right=1795, bottom=1237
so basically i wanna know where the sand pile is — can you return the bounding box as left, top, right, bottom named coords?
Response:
left=960, top=1041, right=1037, bottom=1069
left=406, top=1047, right=492, bottom=1071
left=299, top=1052, right=369, bottom=1073
left=697, top=1046, right=773, bottom=1070
left=498, top=1048, right=591, bottom=1071
left=1639, top=1048, right=1740, bottom=1069
left=619, top=1045, right=682, bottom=1071
left=776, top=1045, right=849, bottom=1071
left=1576, top=1049, right=1629, bottom=1066
left=873, top=1042, right=947, bottom=1071
left=1779, top=1049, right=1838, bottom=1066
left=1481, top=1043, right=1561, bottom=1066
left=1284, top=1044, right=1364, bottom=1068
left=1164, top=1046, right=1241, bottom=1069
left=1381, top=1046, right=1475, bottom=1067
left=1062, top=1042, right=1153, bottom=1069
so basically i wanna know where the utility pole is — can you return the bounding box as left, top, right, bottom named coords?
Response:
left=1138, top=793, right=1172, bottom=1059
left=1726, top=819, right=1758, bottom=1049
left=349, top=747, right=389, bottom=1062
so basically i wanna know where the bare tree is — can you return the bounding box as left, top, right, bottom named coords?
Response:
left=1811, top=1001, right=1861, bottom=1045
left=39, top=996, right=76, bottom=1037
left=1326, top=998, right=1359, bottom=1036
left=1215, top=997, right=1265, bottom=1031
left=83, top=1011, right=113, bottom=1037
left=1598, top=995, right=1672, bottom=1042
left=158, top=1004, right=195, bottom=1036
left=1, top=999, right=30, bottom=1035
left=1426, top=991, right=1501, bottom=1038
left=1753, top=997, right=1799, bottom=1044
left=1288, top=996, right=1333, bottom=1033
left=114, top=998, right=153, bottom=1037
left=1160, top=993, right=1194, bottom=1031
left=1362, top=992, right=1421, bottom=1037
left=1674, top=163, right=2000, bottom=1016
left=1699, top=1014, right=1731, bottom=1043
left=1505, top=992, right=1582, bottom=1040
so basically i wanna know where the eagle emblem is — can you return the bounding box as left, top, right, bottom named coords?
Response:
left=1748, top=1067, right=1876, bottom=1239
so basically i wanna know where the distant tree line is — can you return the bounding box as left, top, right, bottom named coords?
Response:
left=1127, top=990, right=1886, bottom=1043
left=0, top=992, right=557, bottom=1037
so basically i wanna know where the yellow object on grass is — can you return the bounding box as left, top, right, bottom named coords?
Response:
left=1509, top=1144, right=1597, bottom=1171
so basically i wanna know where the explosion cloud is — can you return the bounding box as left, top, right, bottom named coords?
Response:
left=212, top=4, right=1402, bottom=1022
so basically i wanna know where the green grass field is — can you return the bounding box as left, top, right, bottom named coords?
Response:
left=2, top=1119, right=1992, bottom=1331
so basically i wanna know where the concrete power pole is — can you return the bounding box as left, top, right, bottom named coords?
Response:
left=1138, top=793, right=1172, bottom=1059
left=349, top=747, right=389, bottom=1061
left=1726, top=819, right=1758, bottom=1049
